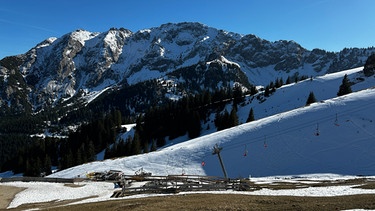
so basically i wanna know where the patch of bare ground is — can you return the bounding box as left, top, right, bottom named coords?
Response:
left=353, top=181, right=375, bottom=189
left=0, top=185, right=25, bottom=209
left=45, top=194, right=375, bottom=211
left=248, top=177, right=375, bottom=190
left=63, top=183, right=86, bottom=188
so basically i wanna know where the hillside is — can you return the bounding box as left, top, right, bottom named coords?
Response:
left=50, top=67, right=375, bottom=178
left=1, top=22, right=375, bottom=177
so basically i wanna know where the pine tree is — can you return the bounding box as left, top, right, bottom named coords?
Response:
left=278, top=78, right=284, bottom=87
left=229, top=106, right=239, bottom=127
left=124, top=137, right=132, bottom=156
left=250, top=86, right=258, bottom=95
left=306, top=91, right=317, bottom=106
left=156, top=137, right=166, bottom=148
left=246, top=108, right=255, bottom=123
left=364, top=54, right=375, bottom=77
left=232, top=84, right=244, bottom=106
left=87, top=141, right=96, bottom=162
left=104, top=145, right=112, bottom=159
left=65, top=150, right=74, bottom=169
left=75, top=148, right=83, bottom=166
left=337, top=74, right=352, bottom=96
left=112, top=109, right=122, bottom=128
left=14, top=155, right=24, bottom=174
left=44, top=155, right=52, bottom=175
left=215, top=109, right=226, bottom=131
left=214, top=110, right=223, bottom=131
left=275, top=78, right=280, bottom=88
left=131, top=133, right=141, bottom=155
left=264, top=85, right=270, bottom=97
left=286, top=76, right=291, bottom=84
left=143, top=141, right=149, bottom=153
left=150, top=140, right=157, bottom=152
left=24, top=159, right=31, bottom=176
left=187, top=111, right=201, bottom=139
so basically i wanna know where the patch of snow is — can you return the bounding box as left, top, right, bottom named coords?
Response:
left=82, top=82, right=114, bottom=104
left=6, top=181, right=114, bottom=209
left=3, top=175, right=375, bottom=209
left=127, top=69, right=163, bottom=85
left=96, top=149, right=106, bottom=161
left=220, top=56, right=241, bottom=68
left=70, top=30, right=99, bottom=46
left=139, top=29, right=151, bottom=34
left=118, top=124, right=136, bottom=141
left=0, top=171, right=22, bottom=178
left=206, top=56, right=240, bottom=69
left=201, top=36, right=210, bottom=42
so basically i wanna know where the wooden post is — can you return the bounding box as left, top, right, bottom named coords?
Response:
left=212, top=144, right=228, bottom=180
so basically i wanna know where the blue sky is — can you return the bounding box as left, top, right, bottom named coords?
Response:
left=1, top=0, right=375, bottom=59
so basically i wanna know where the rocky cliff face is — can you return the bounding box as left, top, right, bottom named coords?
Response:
left=1, top=22, right=374, bottom=114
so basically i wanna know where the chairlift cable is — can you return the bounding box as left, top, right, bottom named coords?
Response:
left=216, top=100, right=375, bottom=152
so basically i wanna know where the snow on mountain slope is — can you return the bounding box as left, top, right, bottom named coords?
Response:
left=237, top=66, right=370, bottom=123
left=50, top=68, right=375, bottom=178
left=9, top=22, right=374, bottom=112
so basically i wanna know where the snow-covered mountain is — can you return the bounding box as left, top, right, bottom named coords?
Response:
left=50, top=67, right=375, bottom=178
left=1, top=22, right=375, bottom=114
left=1, top=22, right=375, bottom=178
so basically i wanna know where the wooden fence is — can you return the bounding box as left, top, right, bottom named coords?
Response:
left=111, top=175, right=250, bottom=198
left=0, top=177, right=84, bottom=183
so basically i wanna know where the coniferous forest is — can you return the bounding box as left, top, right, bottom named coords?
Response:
left=0, top=53, right=359, bottom=176
left=0, top=83, right=253, bottom=176
left=0, top=70, right=318, bottom=176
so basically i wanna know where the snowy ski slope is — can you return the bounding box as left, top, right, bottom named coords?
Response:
left=50, top=67, right=375, bottom=178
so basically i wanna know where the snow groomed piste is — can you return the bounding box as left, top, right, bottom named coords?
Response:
left=48, top=67, right=375, bottom=179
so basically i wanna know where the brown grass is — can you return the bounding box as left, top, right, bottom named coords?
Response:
left=3, top=178, right=375, bottom=210
left=0, top=185, right=25, bottom=209
left=44, top=194, right=375, bottom=211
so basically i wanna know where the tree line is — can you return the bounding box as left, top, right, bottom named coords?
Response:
left=0, top=109, right=122, bottom=176
left=104, top=85, right=256, bottom=159
left=2, top=54, right=367, bottom=176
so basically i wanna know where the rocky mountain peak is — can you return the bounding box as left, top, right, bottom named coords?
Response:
left=1, top=22, right=374, bottom=113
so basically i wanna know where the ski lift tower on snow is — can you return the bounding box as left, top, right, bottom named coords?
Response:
left=212, top=144, right=228, bottom=180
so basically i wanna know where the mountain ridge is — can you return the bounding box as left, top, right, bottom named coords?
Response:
left=1, top=22, right=374, bottom=128
left=1, top=22, right=374, bottom=115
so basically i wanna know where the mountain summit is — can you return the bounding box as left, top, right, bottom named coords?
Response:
left=1, top=22, right=374, bottom=114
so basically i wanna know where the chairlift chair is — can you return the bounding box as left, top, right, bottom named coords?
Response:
left=315, top=123, right=320, bottom=136
left=243, top=144, right=248, bottom=156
